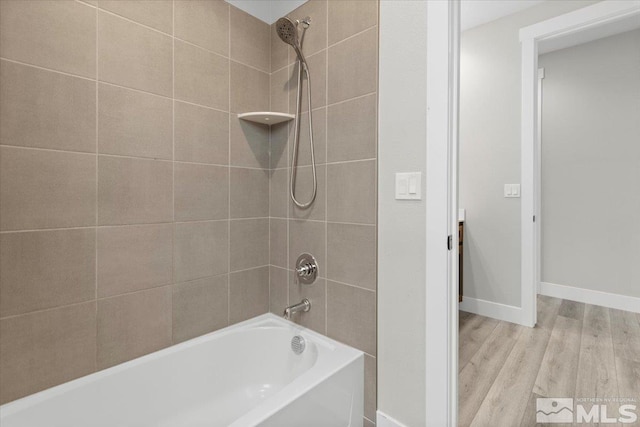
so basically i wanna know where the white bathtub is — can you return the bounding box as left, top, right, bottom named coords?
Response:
left=0, top=313, right=364, bottom=427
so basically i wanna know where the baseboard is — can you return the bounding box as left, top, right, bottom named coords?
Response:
left=377, top=411, right=408, bottom=427
left=540, top=282, right=640, bottom=314
left=459, top=296, right=524, bottom=325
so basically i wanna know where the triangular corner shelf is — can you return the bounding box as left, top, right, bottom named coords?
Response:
left=237, top=112, right=295, bottom=126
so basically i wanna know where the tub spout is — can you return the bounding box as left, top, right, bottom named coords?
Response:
left=283, top=299, right=311, bottom=320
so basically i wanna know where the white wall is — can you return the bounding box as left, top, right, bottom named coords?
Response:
left=461, top=0, right=545, bottom=31
left=378, top=1, right=427, bottom=425
left=459, top=0, right=597, bottom=308
left=539, top=29, right=640, bottom=298
left=225, top=0, right=307, bottom=24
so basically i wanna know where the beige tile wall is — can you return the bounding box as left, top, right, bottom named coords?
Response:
left=0, top=0, right=271, bottom=404
left=0, top=1, right=379, bottom=418
left=268, top=0, right=379, bottom=424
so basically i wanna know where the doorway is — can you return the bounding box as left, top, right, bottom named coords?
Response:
left=520, top=1, right=640, bottom=324
left=457, top=1, right=640, bottom=425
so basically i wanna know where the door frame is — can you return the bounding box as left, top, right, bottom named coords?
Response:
left=426, top=0, right=460, bottom=425
left=519, top=0, right=640, bottom=327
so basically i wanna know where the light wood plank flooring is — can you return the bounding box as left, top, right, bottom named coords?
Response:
left=459, top=295, right=640, bottom=427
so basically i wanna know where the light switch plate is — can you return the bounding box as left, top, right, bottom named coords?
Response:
left=396, top=172, right=422, bottom=200
left=504, top=184, right=521, bottom=198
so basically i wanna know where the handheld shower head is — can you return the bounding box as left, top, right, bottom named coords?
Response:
left=276, top=17, right=298, bottom=46
left=277, top=15, right=317, bottom=209
left=276, top=16, right=307, bottom=66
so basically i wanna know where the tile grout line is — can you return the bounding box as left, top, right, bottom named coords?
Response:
left=276, top=157, right=378, bottom=169
left=171, top=0, right=176, bottom=344
left=269, top=23, right=377, bottom=76
left=268, top=20, right=272, bottom=314
left=97, top=284, right=172, bottom=304
left=289, top=218, right=376, bottom=227
left=75, top=0, right=96, bottom=8
left=0, top=59, right=257, bottom=117
left=325, top=0, right=329, bottom=337
left=374, top=35, right=379, bottom=423
left=327, top=23, right=377, bottom=50
left=92, top=3, right=268, bottom=75
left=325, top=90, right=378, bottom=109
left=0, top=277, right=253, bottom=323
left=0, top=217, right=274, bottom=235
left=270, top=61, right=292, bottom=76
left=229, top=264, right=271, bottom=275
left=174, top=97, right=229, bottom=115
left=264, top=266, right=355, bottom=296
left=286, top=42, right=291, bottom=310
left=0, top=56, right=375, bottom=126
left=227, top=3, right=232, bottom=327
left=94, top=2, right=100, bottom=372
left=96, top=6, right=174, bottom=38
left=0, top=299, right=101, bottom=322
left=228, top=57, right=271, bottom=80
left=0, top=217, right=373, bottom=235
left=0, top=144, right=278, bottom=170
left=0, top=57, right=95, bottom=82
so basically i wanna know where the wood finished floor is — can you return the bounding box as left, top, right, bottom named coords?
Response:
left=459, top=296, right=640, bottom=427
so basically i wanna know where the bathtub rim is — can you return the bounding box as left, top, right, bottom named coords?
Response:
left=0, top=312, right=364, bottom=422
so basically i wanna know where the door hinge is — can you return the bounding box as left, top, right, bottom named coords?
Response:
left=533, top=215, right=536, bottom=222
left=447, top=235, right=453, bottom=250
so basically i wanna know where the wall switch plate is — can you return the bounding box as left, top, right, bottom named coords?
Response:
left=504, top=184, right=520, bottom=198
left=396, top=172, right=422, bottom=200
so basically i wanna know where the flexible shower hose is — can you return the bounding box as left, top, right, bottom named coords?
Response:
left=290, top=60, right=317, bottom=209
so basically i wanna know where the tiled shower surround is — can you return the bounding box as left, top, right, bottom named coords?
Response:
left=0, top=0, right=377, bottom=423
left=268, top=1, right=378, bottom=424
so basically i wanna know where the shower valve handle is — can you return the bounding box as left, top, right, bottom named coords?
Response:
left=296, top=263, right=316, bottom=277
left=295, top=253, right=318, bottom=284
